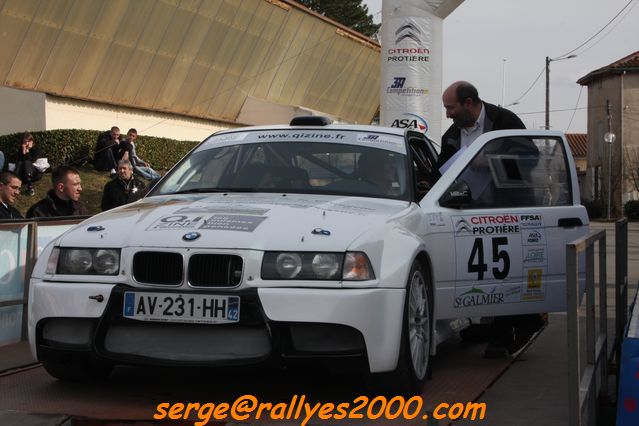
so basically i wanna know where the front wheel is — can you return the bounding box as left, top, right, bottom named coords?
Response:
left=371, top=260, right=432, bottom=395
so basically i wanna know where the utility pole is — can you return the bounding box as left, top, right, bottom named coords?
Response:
left=501, top=58, right=506, bottom=107
left=544, top=55, right=577, bottom=131
left=545, top=56, right=550, bottom=130
left=605, top=100, right=616, bottom=219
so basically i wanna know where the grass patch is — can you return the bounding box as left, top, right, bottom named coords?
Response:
left=13, top=166, right=148, bottom=217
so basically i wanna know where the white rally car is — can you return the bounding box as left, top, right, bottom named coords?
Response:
left=28, top=117, right=588, bottom=392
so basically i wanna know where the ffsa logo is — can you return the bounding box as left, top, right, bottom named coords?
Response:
left=391, top=113, right=429, bottom=133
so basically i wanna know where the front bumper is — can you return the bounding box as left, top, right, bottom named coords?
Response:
left=29, top=281, right=405, bottom=373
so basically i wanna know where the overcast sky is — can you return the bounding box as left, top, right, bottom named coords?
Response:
left=363, top=0, right=639, bottom=134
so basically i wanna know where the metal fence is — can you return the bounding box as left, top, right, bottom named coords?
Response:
left=615, top=218, right=629, bottom=375
left=566, top=228, right=608, bottom=426
left=566, top=218, right=629, bottom=426
left=0, top=217, right=87, bottom=345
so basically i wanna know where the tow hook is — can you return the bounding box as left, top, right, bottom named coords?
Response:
left=88, top=295, right=104, bottom=303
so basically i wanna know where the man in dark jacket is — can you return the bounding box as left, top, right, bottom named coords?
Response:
left=101, top=160, right=146, bottom=211
left=93, top=126, right=121, bottom=174
left=26, top=166, right=89, bottom=218
left=438, top=81, right=543, bottom=359
left=0, top=171, right=23, bottom=219
left=14, top=132, right=43, bottom=196
left=438, top=81, right=525, bottom=168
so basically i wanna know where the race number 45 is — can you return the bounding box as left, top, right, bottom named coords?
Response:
left=468, top=237, right=510, bottom=280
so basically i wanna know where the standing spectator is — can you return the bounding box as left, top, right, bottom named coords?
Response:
left=438, top=81, right=525, bottom=168
left=14, top=132, right=43, bottom=196
left=0, top=171, right=23, bottom=219
left=101, top=160, right=146, bottom=211
left=438, top=81, right=543, bottom=359
left=0, top=149, right=5, bottom=171
left=119, top=129, right=161, bottom=180
left=26, top=166, right=88, bottom=218
left=94, top=126, right=121, bottom=176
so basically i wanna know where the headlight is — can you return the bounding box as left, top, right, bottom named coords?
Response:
left=93, top=249, right=120, bottom=275
left=56, top=248, right=121, bottom=275
left=311, top=253, right=341, bottom=279
left=261, top=251, right=374, bottom=281
left=262, top=252, right=343, bottom=280
left=275, top=253, right=302, bottom=278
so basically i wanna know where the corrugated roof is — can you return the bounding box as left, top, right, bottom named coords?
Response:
left=0, top=0, right=381, bottom=125
left=577, top=50, right=639, bottom=85
left=566, top=133, right=587, bottom=157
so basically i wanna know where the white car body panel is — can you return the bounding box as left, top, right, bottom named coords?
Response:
left=258, top=287, right=405, bottom=372
left=58, top=194, right=411, bottom=253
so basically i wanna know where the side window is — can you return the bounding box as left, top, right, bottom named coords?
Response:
left=445, top=136, right=571, bottom=209
left=408, top=133, right=441, bottom=199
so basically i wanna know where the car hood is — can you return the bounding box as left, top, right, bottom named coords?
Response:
left=58, top=193, right=412, bottom=251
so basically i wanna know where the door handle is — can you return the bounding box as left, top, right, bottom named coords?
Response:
left=558, top=218, right=583, bottom=228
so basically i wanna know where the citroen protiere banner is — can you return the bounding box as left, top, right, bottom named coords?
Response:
left=381, top=0, right=463, bottom=141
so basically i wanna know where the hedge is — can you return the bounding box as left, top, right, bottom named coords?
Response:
left=582, top=199, right=603, bottom=219
left=624, top=200, right=639, bottom=220
left=0, top=129, right=199, bottom=171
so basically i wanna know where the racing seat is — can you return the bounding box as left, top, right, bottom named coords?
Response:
left=233, top=163, right=272, bottom=188
left=270, top=166, right=310, bottom=190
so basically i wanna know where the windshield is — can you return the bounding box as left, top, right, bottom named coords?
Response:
left=152, top=132, right=410, bottom=200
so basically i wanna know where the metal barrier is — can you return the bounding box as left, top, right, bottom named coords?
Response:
left=0, top=217, right=87, bottom=345
left=615, top=218, right=628, bottom=376
left=566, top=228, right=608, bottom=426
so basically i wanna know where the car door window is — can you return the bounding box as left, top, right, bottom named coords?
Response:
left=443, top=136, right=572, bottom=209
left=408, top=132, right=440, bottom=199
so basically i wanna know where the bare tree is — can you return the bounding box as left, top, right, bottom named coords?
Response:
left=624, top=146, right=639, bottom=194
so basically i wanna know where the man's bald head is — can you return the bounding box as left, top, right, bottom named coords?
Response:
left=442, top=81, right=482, bottom=128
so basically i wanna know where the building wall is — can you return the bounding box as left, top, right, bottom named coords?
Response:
left=574, top=157, right=587, bottom=173
left=621, top=73, right=639, bottom=203
left=573, top=157, right=587, bottom=198
left=44, top=95, right=234, bottom=142
left=0, top=87, right=46, bottom=135
left=585, top=72, right=639, bottom=215
left=0, top=86, right=237, bottom=141
left=0, top=0, right=380, bottom=127
left=584, top=75, right=619, bottom=215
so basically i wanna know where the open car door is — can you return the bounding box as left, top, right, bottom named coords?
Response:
left=418, top=130, right=589, bottom=320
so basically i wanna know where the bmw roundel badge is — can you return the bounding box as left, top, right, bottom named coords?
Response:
left=182, top=232, right=201, bottom=241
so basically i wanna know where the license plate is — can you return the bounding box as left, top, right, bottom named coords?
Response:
left=123, top=292, right=240, bottom=324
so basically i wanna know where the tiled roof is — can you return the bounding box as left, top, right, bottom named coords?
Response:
left=566, top=133, right=587, bottom=157
left=577, top=50, right=639, bottom=85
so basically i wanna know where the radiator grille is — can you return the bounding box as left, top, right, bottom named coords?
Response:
left=132, top=252, right=183, bottom=285
left=188, top=254, right=243, bottom=287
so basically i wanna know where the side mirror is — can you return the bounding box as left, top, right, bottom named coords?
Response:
left=439, top=180, right=472, bottom=209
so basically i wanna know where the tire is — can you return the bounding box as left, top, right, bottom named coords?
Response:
left=371, top=260, right=433, bottom=395
left=42, top=355, right=113, bottom=381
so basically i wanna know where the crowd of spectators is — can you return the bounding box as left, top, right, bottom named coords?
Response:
left=0, top=125, right=160, bottom=219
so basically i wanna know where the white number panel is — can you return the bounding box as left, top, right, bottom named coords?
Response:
left=452, top=213, right=548, bottom=309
